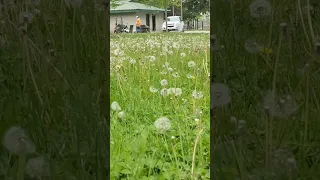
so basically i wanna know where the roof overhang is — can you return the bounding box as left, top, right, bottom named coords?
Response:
left=110, top=9, right=169, bottom=14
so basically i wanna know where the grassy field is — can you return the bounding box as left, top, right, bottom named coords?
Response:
left=110, top=33, right=210, bottom=179
left=212, top=0, right=320, bottom=179
left=0, top=1, right=108, bottom=179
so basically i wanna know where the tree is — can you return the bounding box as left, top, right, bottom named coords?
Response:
left=182, top=0, right=209, bottom=21
left=110, top=0, right=121, bottom=8
left=130, top=0, right=180, bottom=9
left=132, top=0, right=209, bottom=21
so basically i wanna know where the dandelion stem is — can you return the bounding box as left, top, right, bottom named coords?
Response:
left=265, top=114, right=269, bottom=168
left=163, top=135, right=173, bottom=162
left=306, top=0, right=315, bottom=43
left=191, top=128, right=204, bottom=178
left=17, top=155, right=26, bottom=180
left=267, top=29, right=283, bottom=167
left=24, top=34, right=44, bottom=107
left=171, top=139, right=179, bottom=170
left=72, top=7, right=77, bottom=69
left=267, top=0, right=275, bottom=47
left=303, top=59, right=310, bottom=161
left=230, top=2, right=238, bottom=50
left=297, top=0, right=312, bottom=50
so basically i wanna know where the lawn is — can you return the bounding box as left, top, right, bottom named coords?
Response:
left=110, top=33, right=210, bottom=179
left=212, top=0, right=320, bottom=179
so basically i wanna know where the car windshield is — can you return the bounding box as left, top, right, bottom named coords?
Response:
left=167, top=16, right=180, bottom=22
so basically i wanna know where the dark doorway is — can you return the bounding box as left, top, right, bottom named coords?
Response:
left=146, top=14, right=150, bottom=27
left=152, top=14, right=156, bottom=31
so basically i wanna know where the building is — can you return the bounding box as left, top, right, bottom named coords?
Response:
left=110, top=0, right=167, bottom=33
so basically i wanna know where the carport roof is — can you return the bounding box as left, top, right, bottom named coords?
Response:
left=111, top=0, right=168, bottom=13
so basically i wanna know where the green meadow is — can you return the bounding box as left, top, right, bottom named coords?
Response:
left=0, top=1, right=107, bottom=179
left=110, top=33, right=210, bottom=179
left=212, top=0, right=320, bottom=179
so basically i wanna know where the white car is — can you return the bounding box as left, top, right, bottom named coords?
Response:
left=162, top=16, right=184, bottom=32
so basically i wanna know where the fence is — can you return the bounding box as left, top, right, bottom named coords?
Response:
left=184, top=19, right=210, bottom=31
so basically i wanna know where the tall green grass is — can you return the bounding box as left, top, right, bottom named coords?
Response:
left=0, top=1, right=108, bottom=179
left=212, top=0, right=320, bottom=179
left=110, top=33, right=210, bottom=179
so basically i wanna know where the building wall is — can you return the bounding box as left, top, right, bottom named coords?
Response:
left=110, top=11, right=164, bottom=33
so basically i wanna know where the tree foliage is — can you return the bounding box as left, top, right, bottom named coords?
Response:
left=110, top=0, right=209, bottom=22
left=130, top=0, right=180, bottom=9
left=110, top=0, right=121, bottom=8
left=129, top=0, right=209, bottom=21
left=182, top=0, right=209, bottom=21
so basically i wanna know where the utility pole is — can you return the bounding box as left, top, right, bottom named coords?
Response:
left=180, top=0, right=183, bottom=20
left=165, top=0, right=168, bottom=32
left=173, top=5, right=174, bottom=16
left=172, top=0, right=175, bottom=16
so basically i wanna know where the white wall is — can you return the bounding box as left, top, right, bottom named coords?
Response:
left=110, top=11, right=164, bottom=33
left=110, top=12, right=136, bottom=33
left=155, top=12, right=164, bottom=31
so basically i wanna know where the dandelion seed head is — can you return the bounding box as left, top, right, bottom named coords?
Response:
left=230, top=116, right=237, bottom=123
left=280, top=22, right=287, bottom=27
left=154, top=117, right=171, bottom=132
left=188, top=61, right=196, bottom=68
left=195, top=108, right=203, bottom=115
left=172, top=72, right=180, bottom=78
left=238, top=120, right=246, bottom=129
left=118, top=111, right=126, bottom=119
left=160, top=88, right=169, bottom=96
left=149, top=56, right=156, bottom=62
left=149, top=86, right=158, bottom=93
left=160, top=71, right=167, bottom=75
left=129, top=58, right=136, bottom=64
left=249, top=0, right=272, bottom=18
left=111, top=101, right=121, bottom=111
left=173, top=43, right=180, bottom=49
left=211, top=83, right=231, bottom=108
left=25, top=156, right=50, bottom=179
left=160, top=79, right=168, bottom=86
left=33, top=8, right=41, bottom=15
left=170, top=88, right=182, bottom=96
left=192, top=90, right=204, bottom=99
left=2, top=126, right=36, bottom=155
left=167, top=67, right=174, bottom=72
left=303, top=5, right=314, bottom=16
left=244, top=39, right=261, bottom=53
left=263, top=90, right=298, bottom=118
left=19, top=12, right=34, bottom=24
left=113, top=49, right=120, bottom=56
left=187, top=74, right=195, bottom=79
left=272, top=149, right=297, bottom=173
